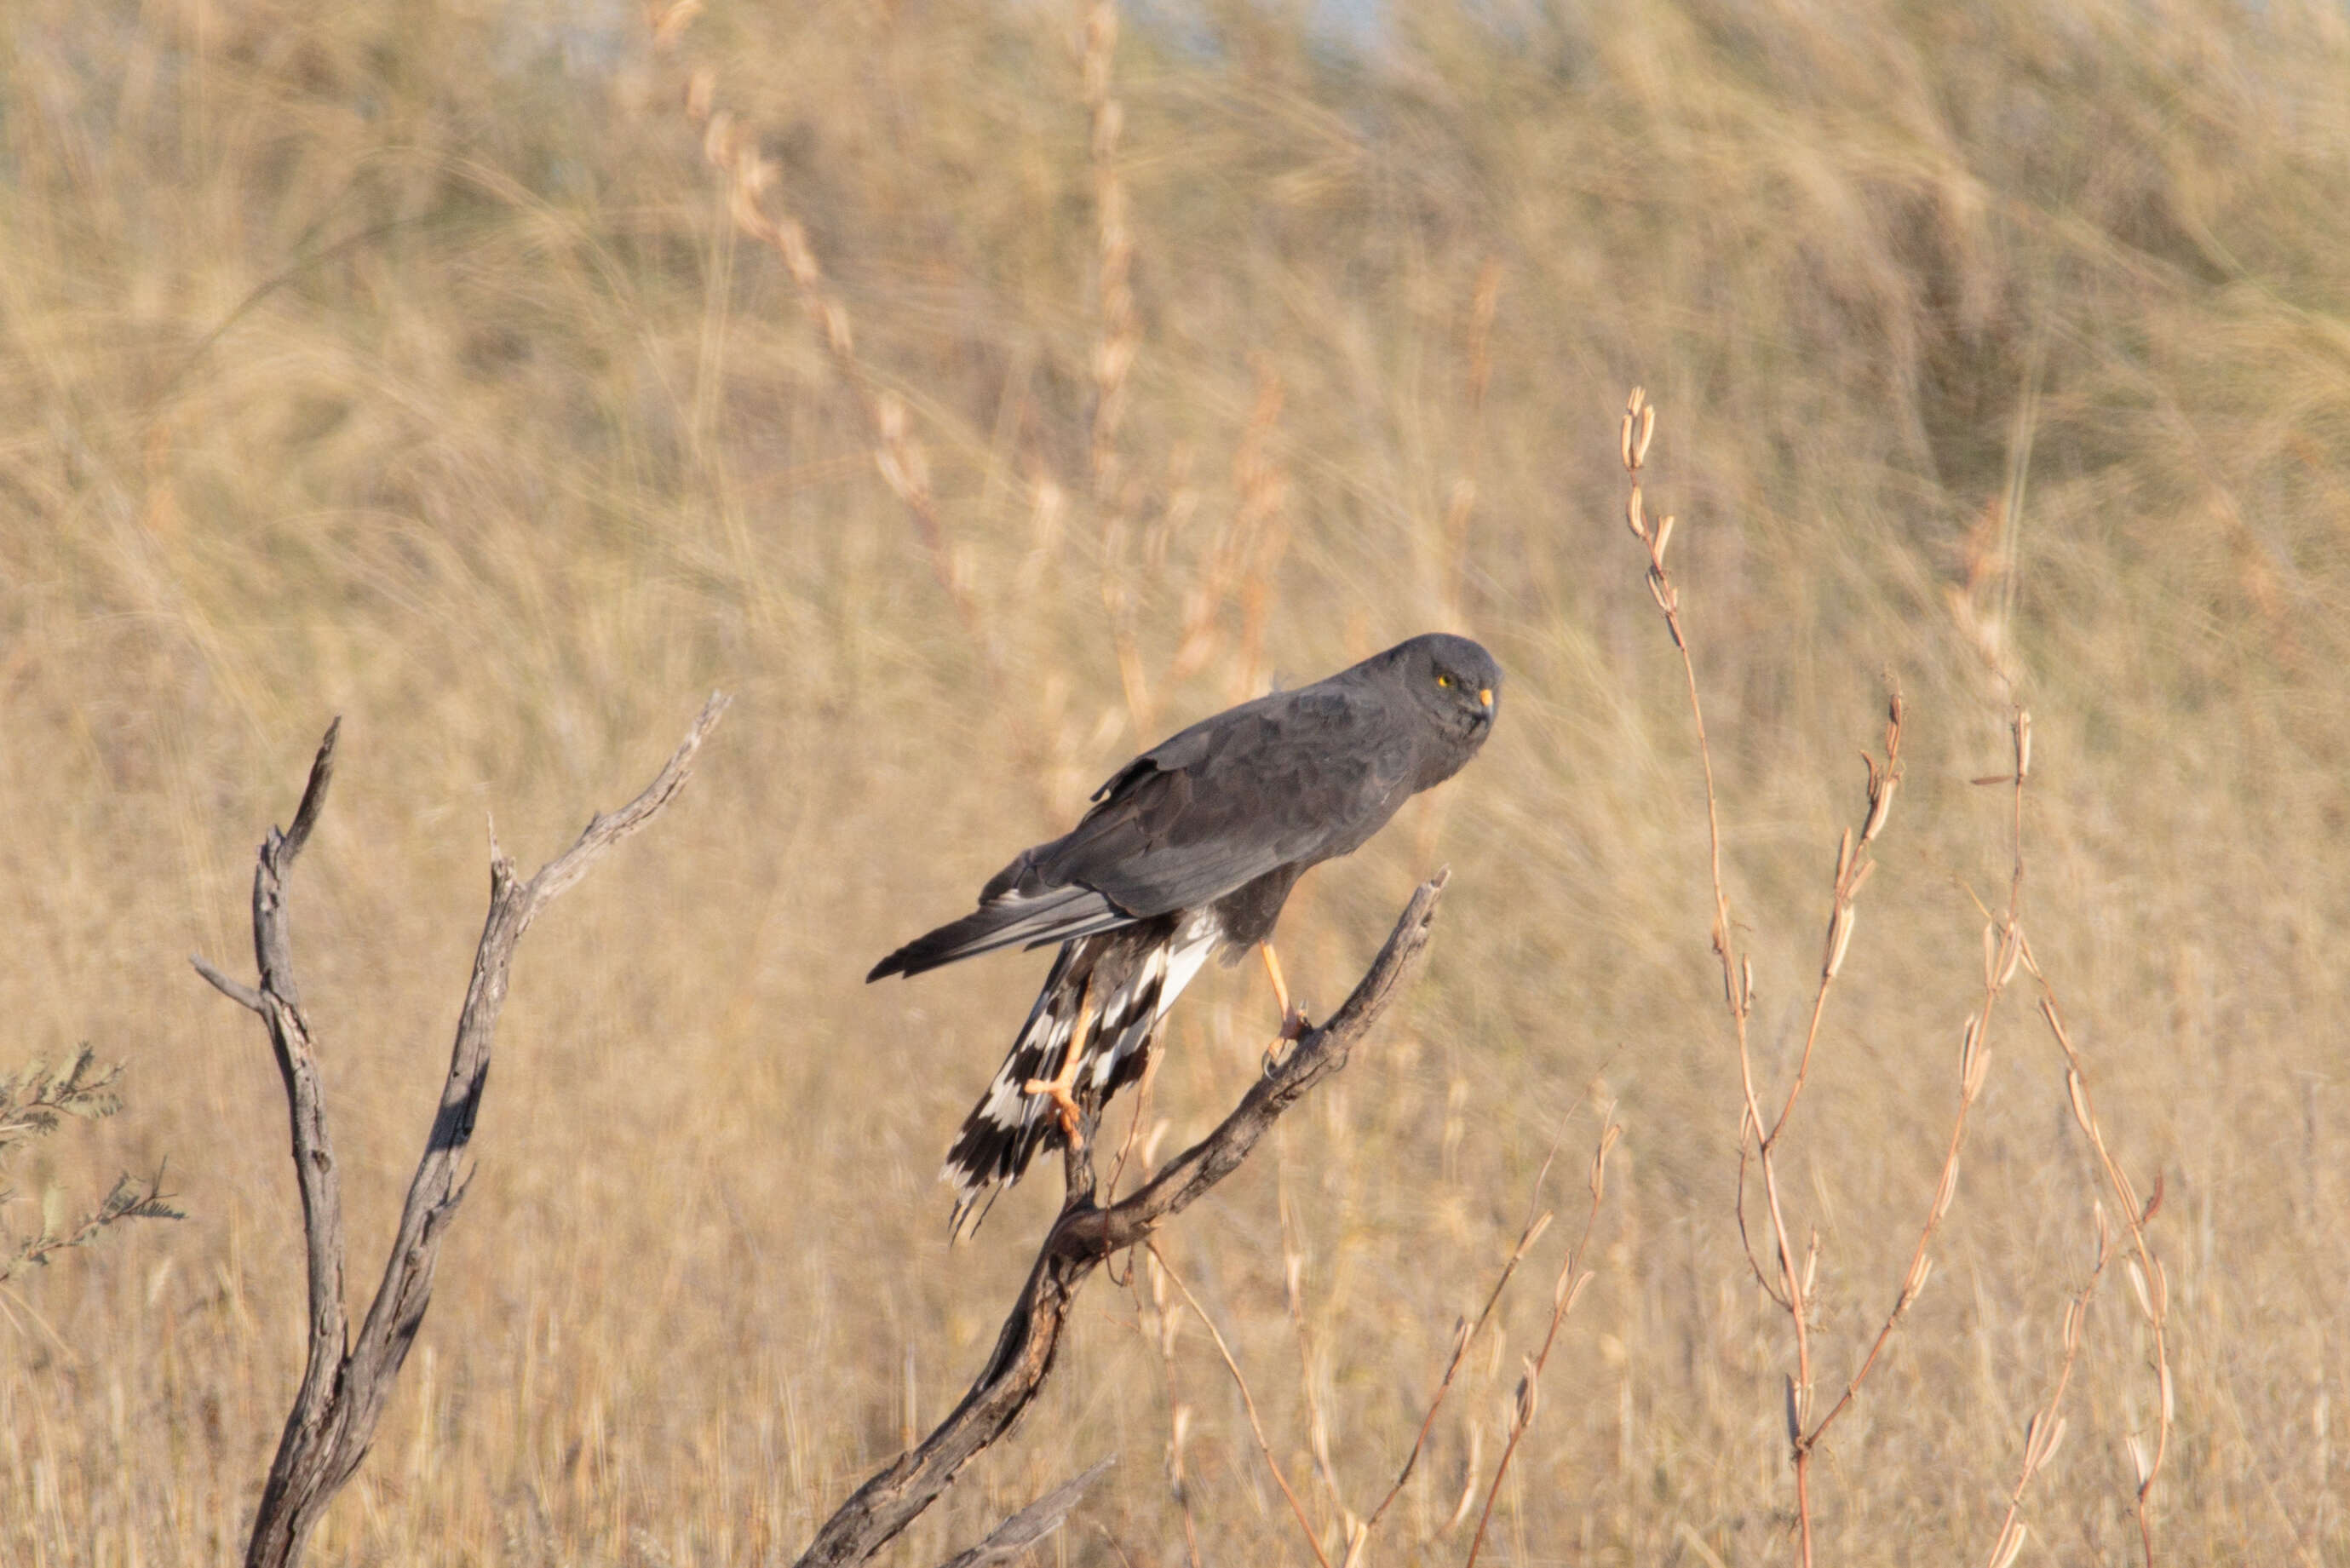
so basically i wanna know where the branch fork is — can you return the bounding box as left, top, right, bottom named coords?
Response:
left=195, top=697, right=728, bottom=1568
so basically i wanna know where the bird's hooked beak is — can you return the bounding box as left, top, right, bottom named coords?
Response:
left=1471, top=686, right=1494, bottom=729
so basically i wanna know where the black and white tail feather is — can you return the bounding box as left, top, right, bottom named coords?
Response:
left=942, top=910, right=1219, bottom=1238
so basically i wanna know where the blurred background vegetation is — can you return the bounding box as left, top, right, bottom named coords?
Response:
left=2, top=0, right=2345, bottom=1561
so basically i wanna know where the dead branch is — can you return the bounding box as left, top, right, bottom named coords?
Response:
left=792, top=871, right=1449, bottom=1568
left=935, top=1458, right=1116, bottom=1568
left=194, top=696, right=728, bottom=1568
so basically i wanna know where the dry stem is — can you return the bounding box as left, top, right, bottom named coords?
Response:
left=1982, top=1202, right=2112, bottom=1568
left=1623, top=387, right=2015, bottom=1565
left=2029, top=976, right=2173, bottom=1566
left=1462, top=1112, right=1620, bottom=1568
left=1150, top=1239, right=1334, bottom=1568
left=649, top=3, right=988, bottom=669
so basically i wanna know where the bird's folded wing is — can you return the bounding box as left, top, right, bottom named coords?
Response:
left=1038, top=684, right=1412, bottom=916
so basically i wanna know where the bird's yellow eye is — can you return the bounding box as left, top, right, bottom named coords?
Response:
left=1436, top=673, right=1451, bottom=687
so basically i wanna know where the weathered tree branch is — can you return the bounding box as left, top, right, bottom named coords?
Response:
left=195, top=696, right=729, bottom=1568
left=795, top=870, right=1449, bottom=1568
left=934, top=1458, right=1116, bottom=1568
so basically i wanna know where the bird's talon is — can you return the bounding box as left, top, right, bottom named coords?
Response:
left=1023, top=1077, right=1087, bottom=1148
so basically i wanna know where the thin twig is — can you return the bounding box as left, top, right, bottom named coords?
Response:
left=1135, top=1249, right=1206, bottom=1568
left=1981, top=1203, right=2112, bottom=1568
left=1360, top=1063, right=1616, bottom=1540
left=649, top=3, right=991, bottom=670
left=1276, top=1157, right=1352, bottom=1531
left=935, top=1458, right=1117, bottom=1568
left=1462, top=1112, right=1620, bottom=1568
left=1620, top=388, right=1815, bottom=1557
left=1151, top=1240, right=1335, bottom=1568
left=1800, top=713, right=2028, bottom=1462
left=2028, top=973, right=2172, bottom=1567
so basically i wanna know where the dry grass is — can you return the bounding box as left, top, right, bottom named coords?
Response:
left=3, top=0, right=2347, bottom=1561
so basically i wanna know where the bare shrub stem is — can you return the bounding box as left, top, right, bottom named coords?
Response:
left=2028, top=977, right=2173, bottom=1567
left=1149, top=1239, right=1334, bottom=1568
left=1982, top=1202, right=2112, bottom=1568
left=1462, top=1111, right=1620, bottom=1568
left=1622, top=388, right=2024, bottom=1565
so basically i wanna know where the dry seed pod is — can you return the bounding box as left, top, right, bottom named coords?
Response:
left=2114, top=1163, right=2142, bottom=1224
left=2128, top=1259, right=2154, bottom=1321
left=1521, top=1210, right=1555, bottom=1255
left=1861, top=759, right=1897, bottom=844
left=1962, top=1024, right=1992, bottom=1100
left=1990, top=1520, right=2029, bottom=1568
left=1638, top=402, right=1656, bottom=466
left=2014, top=709, right=2033, bottom=778
left=1784, top=1375, right=1803, bottom=1445
left=2038, top=1414, right=2068, bottom=1473
left=1825, top=901, right=1857, bottom=979
left=2023, top=1410, right=2053, bottom=1473
left=656, top=0, right=705, bottom=47
left=1652, top=513, right=1675, bottom=566
left=2066, top=1068, right=2093, bottom=1134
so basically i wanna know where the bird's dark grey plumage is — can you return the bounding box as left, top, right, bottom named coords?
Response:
left=870, top=632, right=1503, bottom=1233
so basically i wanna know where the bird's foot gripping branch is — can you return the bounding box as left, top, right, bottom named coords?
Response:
left=792, top=872, right=1448, bottom=1568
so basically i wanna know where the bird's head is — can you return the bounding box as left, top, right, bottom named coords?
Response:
left=1393, top=633, right=1502, bottom=747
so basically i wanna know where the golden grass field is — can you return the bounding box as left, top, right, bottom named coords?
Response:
left=3, top=0, right=2347, bottom=1561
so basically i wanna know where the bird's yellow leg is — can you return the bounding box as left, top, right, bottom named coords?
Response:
left=1024, top=974, right=1096, bottom=1148
left=1259, top=942, right=1311, bottom=1069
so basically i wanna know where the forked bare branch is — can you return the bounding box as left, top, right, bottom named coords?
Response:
left=936, top=1458, right=1117, bottom=1568
left=791, top=873, right=1449, bottom=1568
left=195, top=695, right=729, bottom=1568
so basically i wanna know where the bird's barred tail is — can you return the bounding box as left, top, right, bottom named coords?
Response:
left=942, top=910, right=1218, bottom=1238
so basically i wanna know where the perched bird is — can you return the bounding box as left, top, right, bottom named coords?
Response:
left=870, top=632, right=1502, bottom=1235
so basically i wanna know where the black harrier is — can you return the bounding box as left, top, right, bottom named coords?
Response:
left=870, top=632, right=1502, bottom=1233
